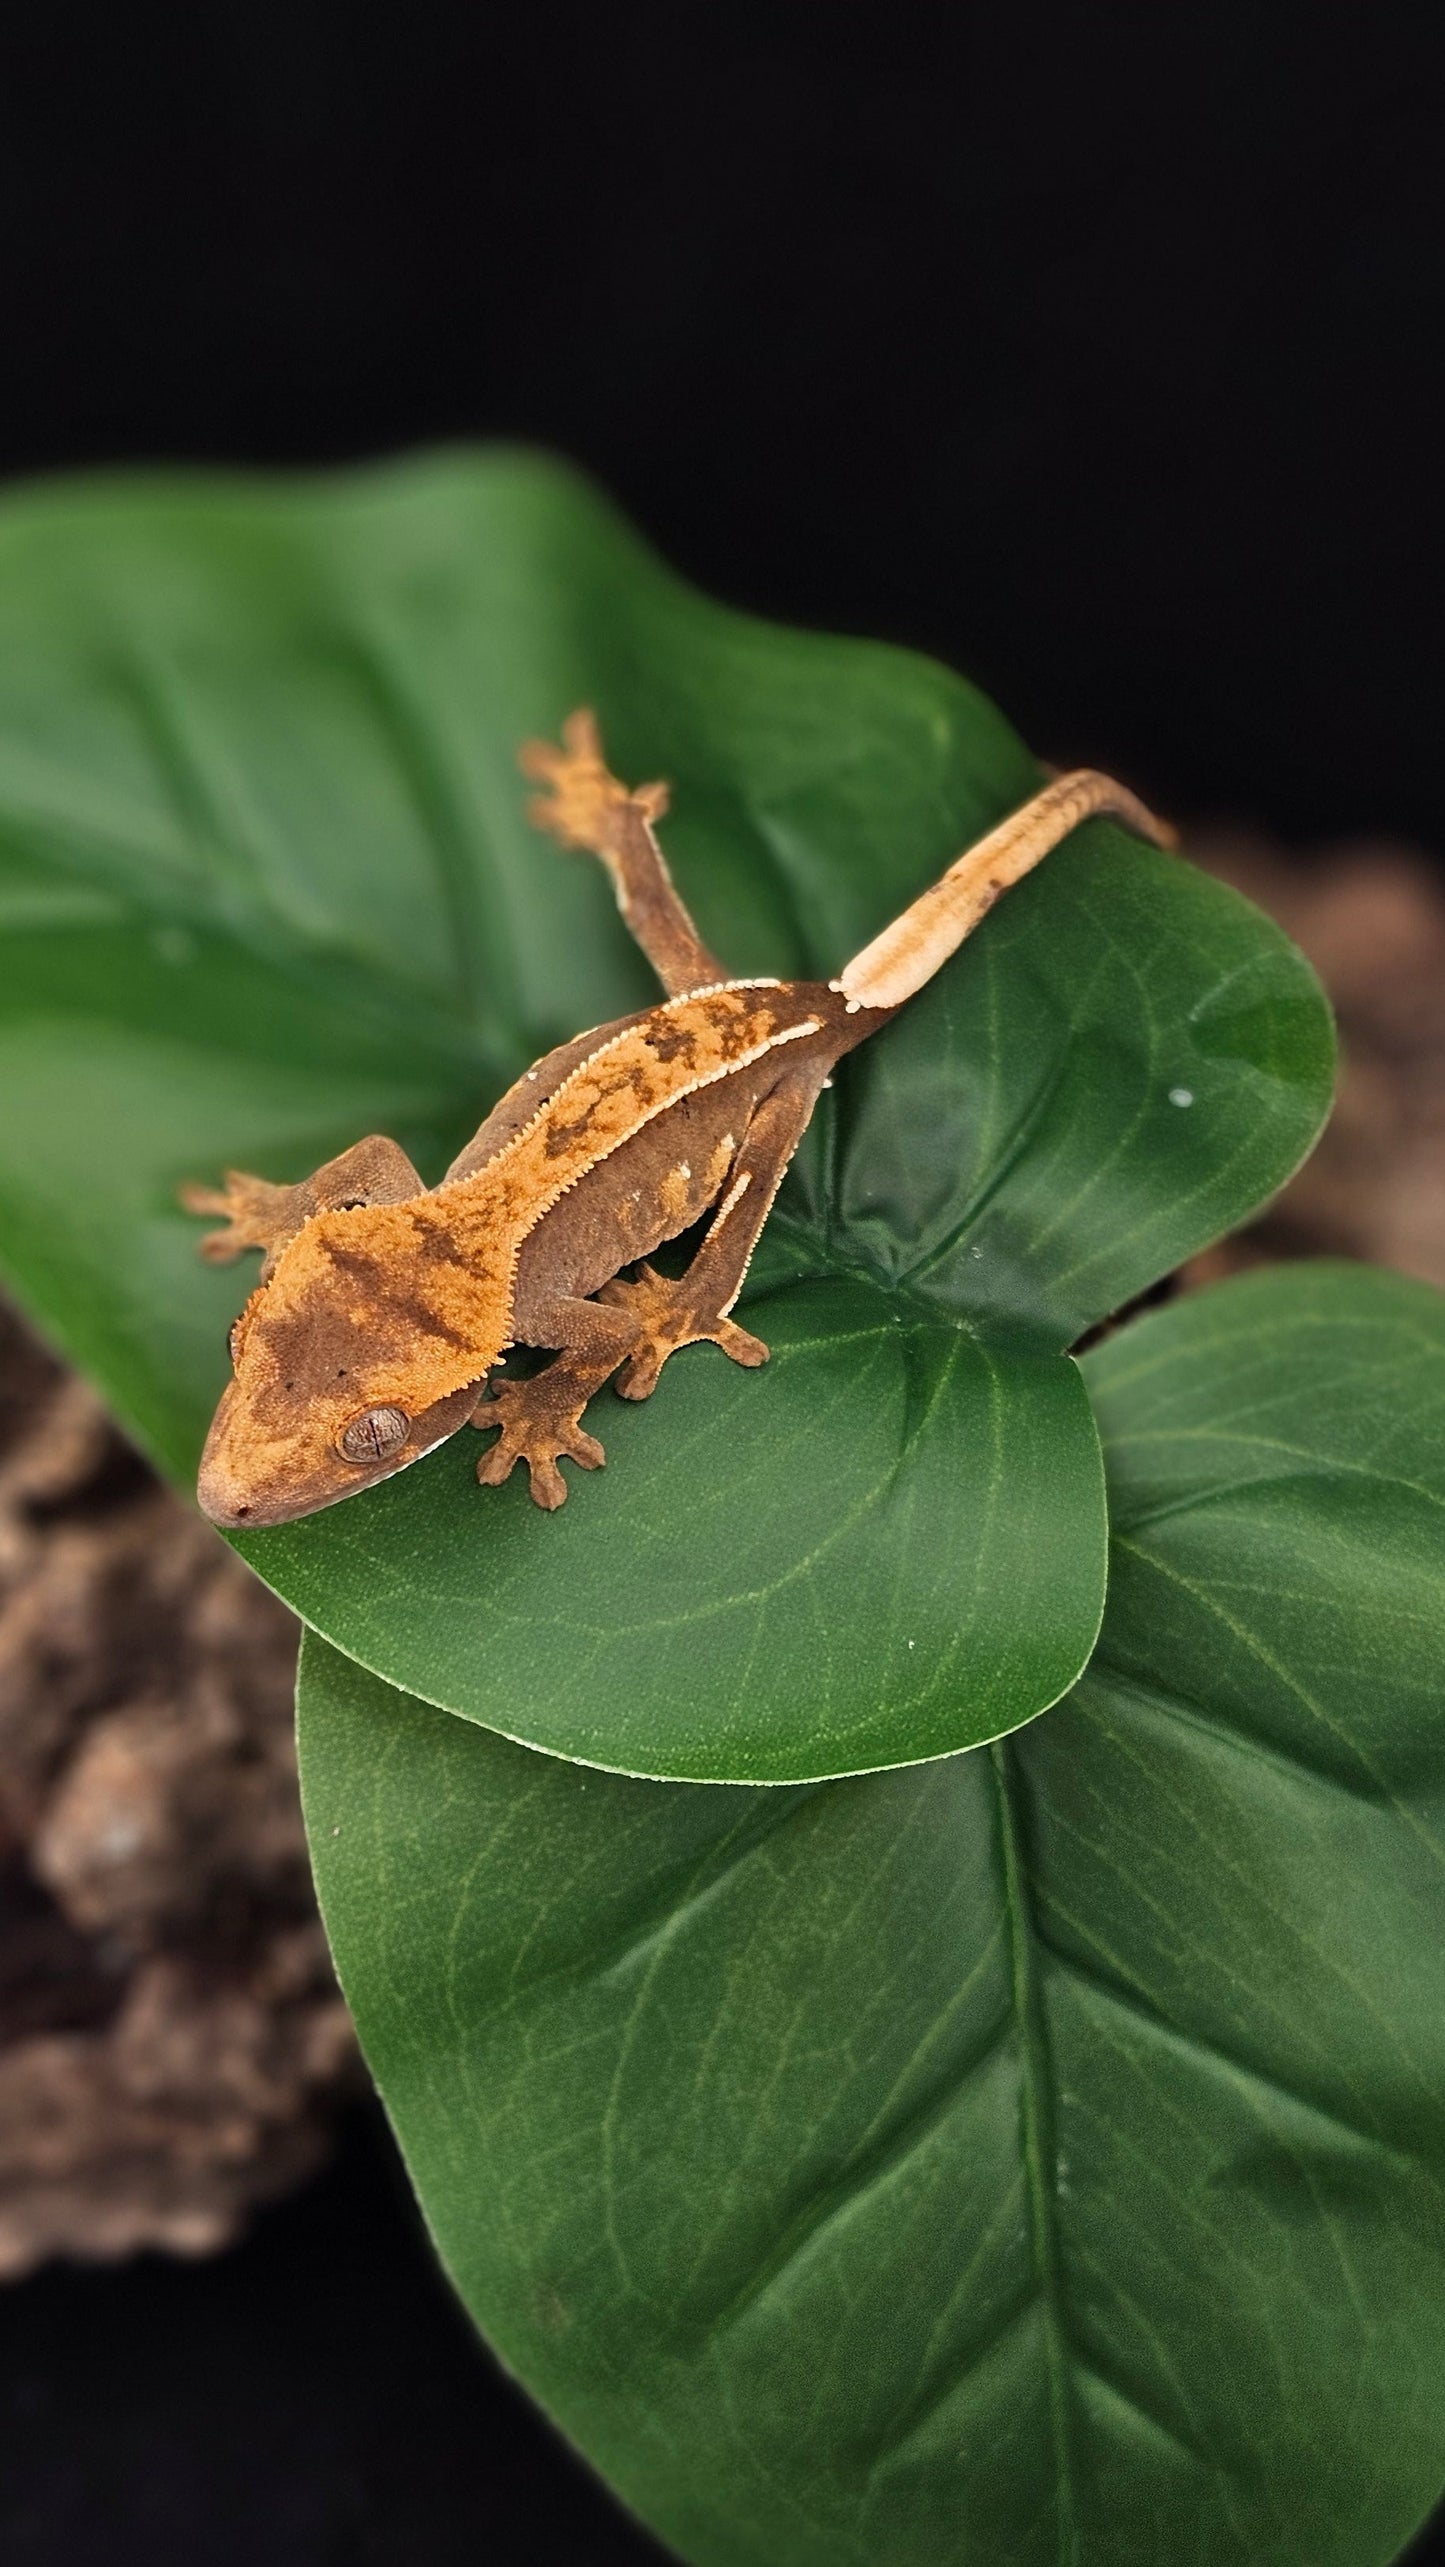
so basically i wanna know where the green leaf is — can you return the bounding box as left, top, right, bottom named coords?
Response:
left=252, top=1280, right=1105, bottom=1781
left=300, top=1264, right=1445, bottom=2566
left=0, top=451, right=1332, bottom=1778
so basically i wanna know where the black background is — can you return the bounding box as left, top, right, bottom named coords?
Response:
left=1, top=7, right=1443, bottom=2561
left=3, top=5, right=1445, bottom=850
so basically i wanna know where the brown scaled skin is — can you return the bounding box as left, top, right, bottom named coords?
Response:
left=189, top=709, right=1169, bottom=1518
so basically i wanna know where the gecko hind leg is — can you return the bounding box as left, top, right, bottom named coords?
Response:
left=518, top=707, right=730, bottom=997
left=600, top=1068, right=825, bottom=1402
left=602, top=1266, right=768, bottom=1403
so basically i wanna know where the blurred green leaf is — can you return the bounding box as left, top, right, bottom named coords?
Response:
left=0, top=452, right=1332, bottom=1776
left=301, top=1265, right=1445, bottom=2567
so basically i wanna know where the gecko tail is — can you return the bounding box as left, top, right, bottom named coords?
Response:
left=837, top=770, right=1176, bottom=1014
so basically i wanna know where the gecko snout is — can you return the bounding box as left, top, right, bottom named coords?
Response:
left=197, top=1369, right=486, bottom=1529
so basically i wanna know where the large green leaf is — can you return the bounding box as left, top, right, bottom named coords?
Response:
left=300, top=1264, right=1445, bottom=2566
left=0, top=452, right=1331, bottom=1778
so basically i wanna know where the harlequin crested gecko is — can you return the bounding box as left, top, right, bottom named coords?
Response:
left=186, top=711, right=1169, bottom=1523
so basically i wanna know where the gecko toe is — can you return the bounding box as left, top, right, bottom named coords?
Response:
left=475, top=1439, right=521, bottom=1489
left=614, top=1370, right=658, bottom=1403
left=716, top=1318, right=769, bottom=1368
left=563, top=1424, right=606, bottom=1469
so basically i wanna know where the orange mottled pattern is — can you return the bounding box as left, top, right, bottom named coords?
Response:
left=234, top=984, right=821, bottom=1433
left=443, top=984, right=818, bottom=1266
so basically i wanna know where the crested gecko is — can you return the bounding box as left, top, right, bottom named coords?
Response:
left=186, top=712, right=1168, bottom=1522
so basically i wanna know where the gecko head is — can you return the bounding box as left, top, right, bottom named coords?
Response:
left=197, top=1197, right=513, bottom=1527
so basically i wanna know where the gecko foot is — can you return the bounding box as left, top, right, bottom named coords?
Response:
left=471, top=1372, right=606, bottom=1511
left=178, top=1170, right=299, bottom=1267
left=599, top=1265, right=769, bottom=1402
left=518, top=707, right=668, bottom=851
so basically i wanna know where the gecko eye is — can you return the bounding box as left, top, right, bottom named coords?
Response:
left=338, top=1405, right=410, bottom=1463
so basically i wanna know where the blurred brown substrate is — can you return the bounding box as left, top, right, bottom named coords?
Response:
left=0, top=826, right=1440, bottom=2277
left=1181, top=831, right=1445, bottom=1292
left=0, top=1303, right=356, bottom=2278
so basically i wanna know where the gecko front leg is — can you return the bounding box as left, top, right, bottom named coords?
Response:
left=180, top=1168, right=309, bottom=1270
left=471, top=1296, right=640, bottom=1510
left=181, top=1135, right=425, bottom=1277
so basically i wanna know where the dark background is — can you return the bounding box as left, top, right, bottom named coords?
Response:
left=1, top=7, right=1443, bottom=2561
left=3, top=6, right=1445, bottom=852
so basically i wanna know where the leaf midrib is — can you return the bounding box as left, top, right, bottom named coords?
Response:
left=989, top=1739, right=1078, bottom=2567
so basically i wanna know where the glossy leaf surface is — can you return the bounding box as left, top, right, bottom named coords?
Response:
left=301, top=1266, right=1445, bottom=2566
left=0, top=453, right=1331, bottom=1776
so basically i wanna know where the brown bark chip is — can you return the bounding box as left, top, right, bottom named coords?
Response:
left=0, top=1302, right=355, bottom=2277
